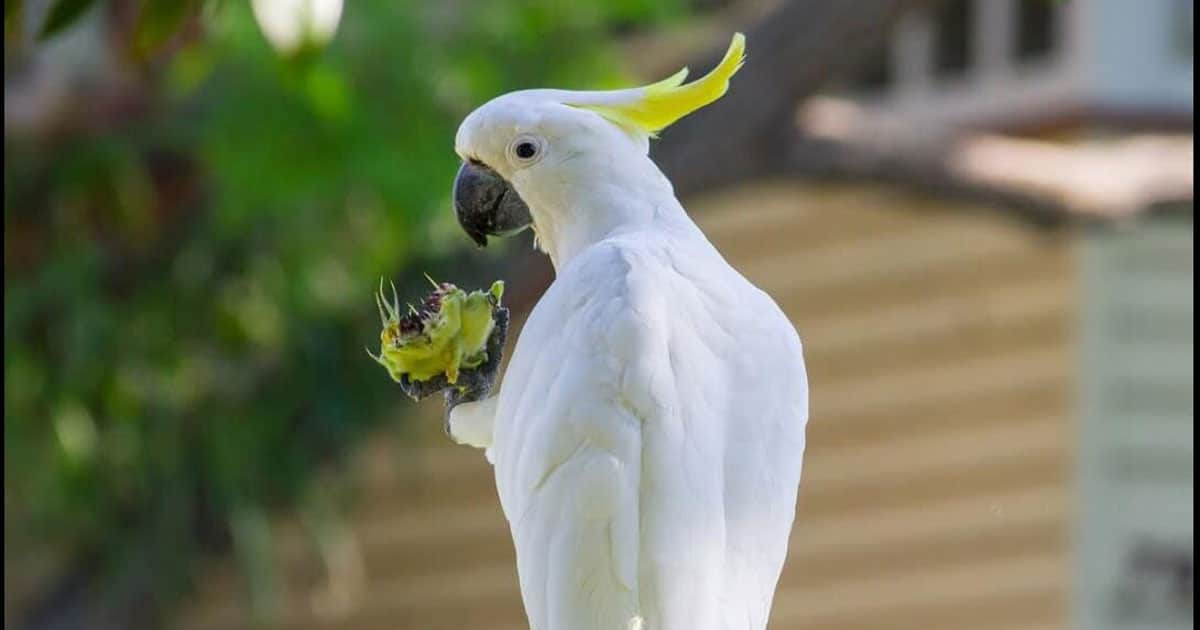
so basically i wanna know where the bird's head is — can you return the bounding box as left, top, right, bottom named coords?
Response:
left=451, top=33, right=745, bottom=248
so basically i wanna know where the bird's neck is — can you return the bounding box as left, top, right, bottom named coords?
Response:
left=520, top=158, right=686, bottom=271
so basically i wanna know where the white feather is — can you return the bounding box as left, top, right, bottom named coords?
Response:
left=456, top=88, right=808, bottom=630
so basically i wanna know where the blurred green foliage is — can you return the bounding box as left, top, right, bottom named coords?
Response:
left=4, top=0, right=680, bottom=618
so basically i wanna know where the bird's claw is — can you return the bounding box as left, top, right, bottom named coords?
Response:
left=388, top=305, right=508, bottom=436
left=442, top=306, right=508, bottom=435
left=396, top=372, right=449, bottom=401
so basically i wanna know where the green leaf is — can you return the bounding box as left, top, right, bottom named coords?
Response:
left=6, top=0, right=695, bottom=614
left=4, top=0, right=23, bottom=43
left=37, top=0, right=95, bottom=40
left=165, top=44, right=216, bottom=97
left=4, top=0, right=21, bottom=25
left=133, top=0, right=197, bottom=60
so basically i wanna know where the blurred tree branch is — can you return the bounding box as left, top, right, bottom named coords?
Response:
left=510, top=0, right=1171, bottom=319
left=652, top=0, right=932, bottom=198
left=512, top=0, right=935, bottom=313
left=647, top=0, right=1176, bottom=229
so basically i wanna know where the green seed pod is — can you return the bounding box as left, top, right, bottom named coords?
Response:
left=369, top=278, right=504, bottom=385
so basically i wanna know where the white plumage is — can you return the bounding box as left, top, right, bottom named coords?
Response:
left=447, top=35, right=808, bottom=630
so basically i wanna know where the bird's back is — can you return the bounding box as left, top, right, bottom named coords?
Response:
left=493, top=226, right=807, bottom=630
left=636, top=231, right=808, bottom=630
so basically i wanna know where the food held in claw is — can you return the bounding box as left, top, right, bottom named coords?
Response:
left=369, top=278, right=504, bottom=384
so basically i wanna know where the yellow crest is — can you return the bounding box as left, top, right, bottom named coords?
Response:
left=570, top=33, right=745, bottom=137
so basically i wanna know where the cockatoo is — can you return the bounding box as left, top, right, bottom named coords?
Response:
left=434, top=34, right=808, bottom=630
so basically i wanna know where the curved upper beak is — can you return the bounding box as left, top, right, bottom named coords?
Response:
left=452, top=161, right=532, bottom=248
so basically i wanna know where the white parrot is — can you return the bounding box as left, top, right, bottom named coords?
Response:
left=442, top=34, right=808, bottom=630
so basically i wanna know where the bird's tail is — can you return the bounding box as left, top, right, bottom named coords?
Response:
left=627, top=616, right=645, bottom=630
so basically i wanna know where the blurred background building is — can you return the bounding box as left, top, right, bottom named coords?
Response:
left=5, top=1, right=1192, bottom=630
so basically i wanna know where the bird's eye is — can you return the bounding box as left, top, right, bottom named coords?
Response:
left=515, top=142, right=537, bottom=159
left=508, top=135, right=544, bottom=165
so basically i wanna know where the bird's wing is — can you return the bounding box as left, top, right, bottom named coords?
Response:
left=491, top=242, right=663, bottom=630
left=493, top=236, right=807, bottom=630
left=631, top=236, right=808, bottom=630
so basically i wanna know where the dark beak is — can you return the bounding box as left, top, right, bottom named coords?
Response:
left=452, top=161, right=532, bottom=247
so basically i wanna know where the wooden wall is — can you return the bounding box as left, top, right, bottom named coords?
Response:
left=175, top=180, right=1079, bottom=630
